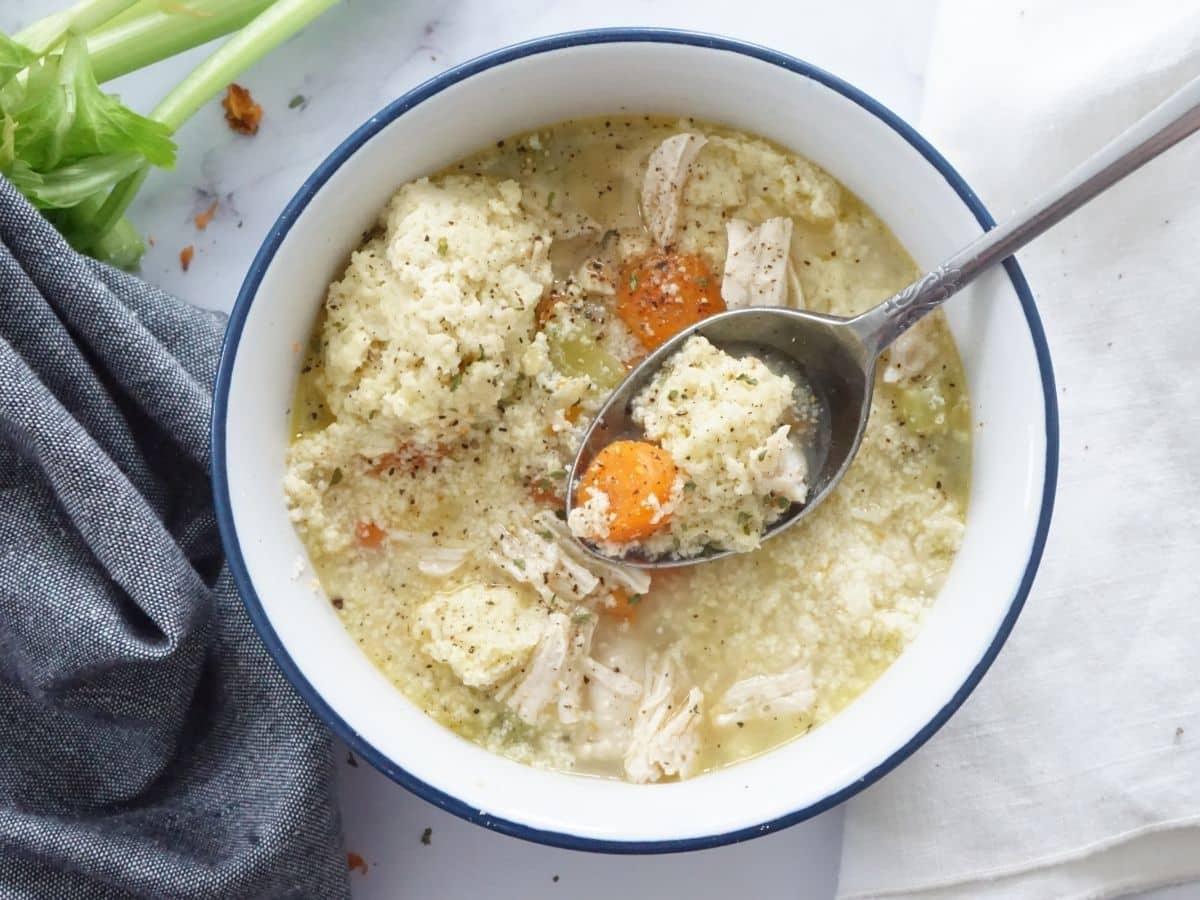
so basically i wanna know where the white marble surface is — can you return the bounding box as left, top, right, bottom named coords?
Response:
left=15, top=2, right=1176, bottom=898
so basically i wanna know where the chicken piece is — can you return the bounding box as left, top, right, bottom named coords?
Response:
left=748, top=425, right=809, bottom=504
left=641, top=133, right=708, bottom=246
left=713, top=664, right=816, bottom=727
left=882, top=320, right=939, bottom=384
left=574, top=657, right=644, bottom=764
left=624, top=648, right=704, bottom=783
left=490, top=522, right=600, bottom=605
left=387, top=529, right=470, bottom=577
left=721, top=216, right=796, bottom=308
left=412, top=584, right=544, bottom=688
left=497, top=611, right=596, bottom=725
left=533, top=511, right=651, bottom=597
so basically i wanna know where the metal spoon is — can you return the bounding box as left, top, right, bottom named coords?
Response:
left=568, top=75, right=1200, bottom=568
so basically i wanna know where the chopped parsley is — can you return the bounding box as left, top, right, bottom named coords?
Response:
left=667, top=389, right=679, bottom=401
left=683, top=480, right=697, bottom=492
left=546, top=190, right=556, bottom=208
left=512, top=558, right=526, bottom=571
left=329, top=467, right=343, bottom=485
left=288, top=94, right=306, bottom=109
left=449, top=371, right=463, bottom=391
left=437, top=236, right=449, bottom=256
left=628, top=272, right=639, bottom=291
left=736, top=373, right=758, bottom=385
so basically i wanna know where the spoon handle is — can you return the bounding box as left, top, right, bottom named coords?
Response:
left=853, top=73, right=1200, bottom=354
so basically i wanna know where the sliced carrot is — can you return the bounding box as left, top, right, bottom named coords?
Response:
left=576, top=440, right=677, bottom=542
left=355, top=521, right=386, bottom=548
left=616, top=249, right=724, bottom=349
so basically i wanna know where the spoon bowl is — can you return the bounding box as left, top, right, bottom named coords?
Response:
left=567, top=308, right=877, bottom=568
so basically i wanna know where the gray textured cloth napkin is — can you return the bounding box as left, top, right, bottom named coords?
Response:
left=0, top=178, right=350, bottom=899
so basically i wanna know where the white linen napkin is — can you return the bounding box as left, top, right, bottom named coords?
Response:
left=836, top=2, right=1200, bottom=898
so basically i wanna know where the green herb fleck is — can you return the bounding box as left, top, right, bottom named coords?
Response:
left=572, top=609, right=593, bottom=624
left=548, top=469, right=568, bottom=479
left=627, top=594, right=644, bottom=606
left=536, top=477, right=556, bottom=492
left=758, top=449, right=768, bottom=461
left=536, top=529, right=554, bottom=541
left=288, top=94, right=306, bottom=109
left=449, top=371, right=463, bottom=391
left=629, top=272, right=639, bottom=291
left=668, top=389, right=679, bottom=401
left=775, top=495, right=792, bottom=509
left=329, top=467, right=343, bottom=485
left=513, top=558, right=526, bottom=571
left=683, top=480, right=697, bottom=492
left=546, top=190, right=556, bottom=208
left=437, top=236, right=449, bottom=256
left=736, top=374, right=758, bottom=386
left=738, top=511, right=753, bottom=525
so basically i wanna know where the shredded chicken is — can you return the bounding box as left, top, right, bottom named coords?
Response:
left=713, top=664, right=817, bottom=727
left=386, top=529, right=470, bottom=576
left=490, top=521, right=601, bottom=605
left=624, top=648, right=704, bottom=783
left=721, top=216, right=796, bottom=308
left=497, top=611, right=596, bottom=725
left=532, top=511, right=651, bottom=597
left=641, top=133, right=708, bottom=246
left=750, top=426, right=809, bottom=503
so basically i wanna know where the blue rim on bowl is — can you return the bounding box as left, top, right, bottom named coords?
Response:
left=212, top=27, right=1059, bottom=854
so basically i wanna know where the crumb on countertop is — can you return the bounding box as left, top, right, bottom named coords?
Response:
left=347, top=852, right=367, bottom=874
left=179, top=244, right=194, bottom=271
left=195, top=200, right=218, bottom=230
left=420, top=827, right=432, bottom=846
left=223, top=83, right=263, bottom=135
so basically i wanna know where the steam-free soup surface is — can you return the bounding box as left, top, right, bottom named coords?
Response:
left=285, top=116, right=970, bottom=782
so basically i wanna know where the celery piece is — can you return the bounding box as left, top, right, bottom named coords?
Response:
left=547, top=325, right=625, bottom=390
left=87, top=0, right=276, bottom=84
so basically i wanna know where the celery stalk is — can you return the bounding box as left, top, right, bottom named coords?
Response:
left=87, top=0, right=276, bottom=84
left=14, top=0, right=139, bottom=54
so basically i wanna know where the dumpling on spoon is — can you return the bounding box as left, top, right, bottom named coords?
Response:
left=569, top=335, right=815, bottom=560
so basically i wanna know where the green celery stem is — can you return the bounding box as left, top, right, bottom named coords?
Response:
left=14, top=0, right=139, bottom=54
left=87, top=0, right=276, bottom=84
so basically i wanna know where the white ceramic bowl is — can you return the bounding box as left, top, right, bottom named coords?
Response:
left=213, top=29, right=1058, bottom=852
